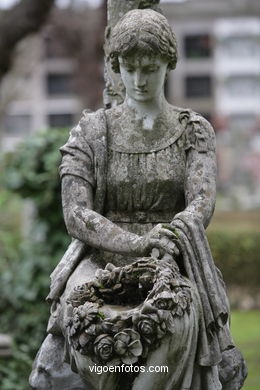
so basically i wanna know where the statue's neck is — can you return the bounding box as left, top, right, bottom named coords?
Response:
left=124, top=94, right=168, bottom=130
left=107, top=101, right=177, bottom=153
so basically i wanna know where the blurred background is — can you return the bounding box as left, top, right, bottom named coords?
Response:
left=0, top=0, right=259, bottom=389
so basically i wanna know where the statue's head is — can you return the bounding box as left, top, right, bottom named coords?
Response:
left=109, top=9, right=178, bottom=73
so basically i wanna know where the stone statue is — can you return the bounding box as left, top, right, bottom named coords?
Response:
left=30, top=9, right=247, bottom=390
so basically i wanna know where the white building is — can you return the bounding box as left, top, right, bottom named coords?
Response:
left=214, top=18, right=260, bottom=124
left=0, top=35, right=82, bottom=152
left=164, top=0, right=260, bottom=208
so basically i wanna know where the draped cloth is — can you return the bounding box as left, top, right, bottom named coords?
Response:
left=47, top=108, right=235, bottom=371
left=32, top=106, right=248, bottom=390
left=46, top=239, right=86, bottom=303
left=47, top=108, right=108, bottom=304
left=47, top=215, right=235, bottom=369
left=172, top=214, right=234, bottom=367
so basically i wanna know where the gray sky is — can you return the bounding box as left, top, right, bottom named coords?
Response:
left=0, top=0, right=185, bottom=10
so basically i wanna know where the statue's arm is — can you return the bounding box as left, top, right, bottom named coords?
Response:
left=60, top=111, right=177, bottom=257
left=61, top=175, right=177, bottom=257
left=177, top=116, right=217, bottom=229
left=184, top=148, right=217, bottom=228
left=61, top=174, right=143, bottom=254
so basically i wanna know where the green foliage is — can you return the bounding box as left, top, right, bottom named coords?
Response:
left=3, top=127, right=70, bottom=252
left=0, top=235, right=61, bottom=389
left=231, top=311, right=260, bottom=390
left=0, top=190, right=22, bottom=264
left=207, top=230, right=260, bottom=287
left=0, top=128, right=70, bottom=389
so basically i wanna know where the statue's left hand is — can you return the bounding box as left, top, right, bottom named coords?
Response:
left=140, top=223, right=180, bottom=258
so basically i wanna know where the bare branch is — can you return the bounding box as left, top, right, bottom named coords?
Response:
left=0, top=0, right=55, bottom=79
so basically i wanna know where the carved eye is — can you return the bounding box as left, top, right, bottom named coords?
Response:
left=146, top=66, right=158, bottom=73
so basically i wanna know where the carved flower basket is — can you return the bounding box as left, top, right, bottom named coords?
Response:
left=66, top=254, right=192, bottom=366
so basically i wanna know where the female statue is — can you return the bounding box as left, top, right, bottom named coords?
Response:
left=30, top=9, right=247, bottom=390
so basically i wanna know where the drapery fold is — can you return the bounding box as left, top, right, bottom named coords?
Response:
left=172, top=214, right=234, bottom=367
left=47, top=107, right=234, bottom=368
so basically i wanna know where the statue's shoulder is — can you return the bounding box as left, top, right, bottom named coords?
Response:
left=169, top=105, right=216, bottom=153
left=168, top=105, right=212, bottom=128
left=77, top=108, right=107, bottom=143
left=104, top=104, right=124, bottom=124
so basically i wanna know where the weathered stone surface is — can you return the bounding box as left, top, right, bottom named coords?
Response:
left=30, top=6, right=247, bottom=390
left=29, top=335, right=86, bottom=390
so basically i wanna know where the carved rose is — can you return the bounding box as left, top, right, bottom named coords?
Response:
left=66, top=257, right=192, bottom=363
left=153, top=291, right=178, bottom=311
left=94, top=334, right=114, bottom=362
left=133, top=313, right=166, bottom=345
left=138, top=319, right=154, bottom=336
left=114, top=329, right=142, bottom=365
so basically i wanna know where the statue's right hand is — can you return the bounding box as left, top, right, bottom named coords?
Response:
left=133, top=223, right=179, bottom=257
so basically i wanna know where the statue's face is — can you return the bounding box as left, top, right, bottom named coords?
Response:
left=119, top=54, right=168, bottom=102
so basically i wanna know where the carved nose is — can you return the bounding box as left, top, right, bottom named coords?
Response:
left=134, top=71, right=146, bottom=88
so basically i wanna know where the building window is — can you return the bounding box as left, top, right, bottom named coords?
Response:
left=185, top=75, right=212, bottom=98
left=4, top=114, right=31, bottom=135
left=226, top=76, right=259, bottom=97
left=222, top=36, right=259, bottom=58
left=229, top=114, right=256, bottom=131
left=184, top=34, right=212, bottom=59
left=44, top=35, right=70, bottom=59
left=48, top=113, right=74, bottom=128
left=46, top=73, right=74, bottom=96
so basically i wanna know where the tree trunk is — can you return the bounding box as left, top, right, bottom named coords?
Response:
left=0, top=0, right=55, bottom=81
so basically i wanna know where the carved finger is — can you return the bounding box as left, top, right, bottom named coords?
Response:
left=158, top=227, right=177, bottom=239
left=162, top=224, right=179, bottom=239
left=167, top=241, right=180, bottom=256
left=161, top=237, right=176, bottom=250
left=149, top=239, right=174, bottom=255
left=160, top=237, right=180, bottom=257
left=173, top=245, right=180, bottom=256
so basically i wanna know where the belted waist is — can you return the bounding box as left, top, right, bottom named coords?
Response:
left=104, top=210, right=174, bottom=223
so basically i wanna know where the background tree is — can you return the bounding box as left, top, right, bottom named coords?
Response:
left=0, top=0, right=55, bottom=82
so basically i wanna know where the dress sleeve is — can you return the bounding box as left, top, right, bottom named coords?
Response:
left=176, top=110, right=217, bottom=228
left=179, top=109, right=216, bottom=153
left=59, top=113, right=95, bottom=188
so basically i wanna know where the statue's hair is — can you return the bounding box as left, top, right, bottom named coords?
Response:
left=109, top=9, right=178, bottom=73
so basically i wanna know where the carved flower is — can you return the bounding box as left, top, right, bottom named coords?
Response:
left=133, top=313, right=166, bottom=345
left=95, top=263, right=120, bottom=289
left=114, top=329, right=142, bottom=365
left=139, top=319, right=154, bottom=335
left=175, top=288, right=192, bottom=316
left=153, top=291, right=179, bottom=311
left=94, top=334, right=114, bottom=362
left=78, top=330, right=95, bottom=355
left=69, top=310, right=81, bottom=337
left=78, top=302, right=100, bottom=327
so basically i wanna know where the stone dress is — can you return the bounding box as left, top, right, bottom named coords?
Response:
left=30, top=106, right=245, bottom=390
left=55, top=106, right=223, bottom=390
